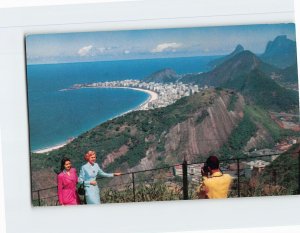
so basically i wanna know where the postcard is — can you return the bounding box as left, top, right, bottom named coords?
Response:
left=25, top=23, right=300, bottom=207
left=1, top=0, right=300, bottom=232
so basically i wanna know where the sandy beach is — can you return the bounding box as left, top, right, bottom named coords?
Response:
left=126, top=87, right=158, bottom=110
left=33, top=142, right=68, bottom=154
left=97, top=87, right=158, bottom=116
left=33, top=86, right=158, bottom=154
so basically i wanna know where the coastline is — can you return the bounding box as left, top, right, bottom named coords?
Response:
left=121, top=87, right=158, bottom=110
left=33, top=86, right=158, bottom=154
left=83, top=86, right=158, bottom=108
left=33, top=142, right=68, bottom=154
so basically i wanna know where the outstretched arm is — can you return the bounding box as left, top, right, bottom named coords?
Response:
left=98, top=167, right=114, bottom=178
left=94, top=164, right=121, bottom=178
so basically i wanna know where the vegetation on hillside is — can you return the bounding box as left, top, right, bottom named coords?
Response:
left=183, top=50, right=298, bottom=113
left=31, top=90, right=219, bottom=173
left=227, top=94, right=238, bottom=111
left=245, top=105, right=298, bottom=143
left=255, top=144, right=300, bottom=196
left=101, top=182, right=182, bottom=203
left=218, top=111, right=257, bottom=159
left=224, top=69, right=299, bottom=113
left=280, top=63, right=298, bottom=84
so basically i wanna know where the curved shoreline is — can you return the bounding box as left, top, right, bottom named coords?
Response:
left=121, top=87, right=158, bottom=110
left=33, top=87, right=158, bottom=154
left=33, top=142, right=68, bottom=154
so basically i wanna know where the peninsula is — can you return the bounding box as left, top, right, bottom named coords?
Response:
left=64, top=79, right=201, bottom=110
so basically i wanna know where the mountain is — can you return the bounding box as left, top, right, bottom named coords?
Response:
left=182, top=51, right=298, bottom=112
left=208, top=44, right=245, bottom=69
left=144, top=68, right=180, bottom=83
left=31, top=89, right=247, bottom=189
left=260, top=35, right=297, bottom=69
left=183, top=50, right=279, bottom=86
left=223, top=68, right=299, bottom=112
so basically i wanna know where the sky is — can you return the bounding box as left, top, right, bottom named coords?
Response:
left=26, top=23, right=296, bottom=64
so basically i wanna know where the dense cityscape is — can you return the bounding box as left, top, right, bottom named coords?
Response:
left=70, top=80, right=201, bottom=110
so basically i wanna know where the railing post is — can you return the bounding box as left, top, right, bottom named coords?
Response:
left=132, top=173, right=136, bottom=202
left=237, top=158, right=240, bottom=197
left=272, top=170, right=277, bottom=186
left=298, top=151, right=300, bottom=195
left=182, top=160, right=189, bottom=200
left=37, top=190, right=41, bottom=206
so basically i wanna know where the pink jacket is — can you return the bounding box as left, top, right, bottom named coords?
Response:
left=57, top=168, right=80, bottom=205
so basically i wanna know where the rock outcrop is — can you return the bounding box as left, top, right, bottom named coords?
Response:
left=163, top=92, right=245, bottom=163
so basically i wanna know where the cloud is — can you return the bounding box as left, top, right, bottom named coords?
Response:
left=77, top=45, right=121, bottom=57
left=124, top=50, right=130, bottom=54
left=151, top=42, right=182, bottom=53
left=78, top=45, right=94, bottom=56
left=97, top=47, right=106, bottom=53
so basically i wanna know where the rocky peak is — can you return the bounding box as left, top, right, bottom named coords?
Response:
left=261, top=35, right=297, bottom=68
left=232, top=44, right=244, bottom=54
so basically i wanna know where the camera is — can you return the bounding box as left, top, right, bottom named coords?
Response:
left=201, top=164, right=209, bottom=177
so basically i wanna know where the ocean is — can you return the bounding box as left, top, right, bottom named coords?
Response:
left=26, top=56, right=218, bottom=151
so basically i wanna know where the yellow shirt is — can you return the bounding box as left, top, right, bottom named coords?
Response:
left=202, top=171, right=232, bottom=199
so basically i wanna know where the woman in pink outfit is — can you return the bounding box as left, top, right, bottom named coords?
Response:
left=57, top=157, right=80, bottom=205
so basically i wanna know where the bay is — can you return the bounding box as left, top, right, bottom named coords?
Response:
left=26, top=56, right=218, bottom=151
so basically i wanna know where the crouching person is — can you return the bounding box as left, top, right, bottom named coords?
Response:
left=197, top=155, right=232, bottom=199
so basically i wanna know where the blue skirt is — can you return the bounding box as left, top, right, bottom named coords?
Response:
left=85, top=185, right=101, bottom=204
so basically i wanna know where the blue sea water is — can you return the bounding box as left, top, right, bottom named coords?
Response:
left=26, top=56, right=218, bottom=151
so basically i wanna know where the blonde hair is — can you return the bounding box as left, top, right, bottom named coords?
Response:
left=84, top=150, right=96, bottom=161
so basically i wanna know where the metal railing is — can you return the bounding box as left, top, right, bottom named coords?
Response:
left=32, top=151, right=300, bottom=206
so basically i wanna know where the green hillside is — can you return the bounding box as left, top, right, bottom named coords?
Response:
left=279, top=63, right=298, bottom=84
left=222, top=69, right=299, bottom=112
left=218, top=110, right=257, bottom=159
left=259, top=144, right=300, bottom=195
left=143, top=68, right=180, bottom=83
left=182, top=51, right=298, bottom=113
left=182, top=51, right=279, bottom=86
left=31, top=90, right=219, bottom=173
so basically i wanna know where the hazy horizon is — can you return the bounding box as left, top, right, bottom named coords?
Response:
left=26, top=23, right=296, bottom=65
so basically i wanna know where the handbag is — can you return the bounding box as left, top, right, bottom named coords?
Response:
left=77, top=181, right=85, bottom=196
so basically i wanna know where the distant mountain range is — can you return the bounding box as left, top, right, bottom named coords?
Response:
left=143, top=35, right=298, bottom=88
left=260, top=35, right=297, bottom=69
left=183, top=50, right=278, bottom=85
left=181, top=50, right=298, bottom=112
left=141, top=36, right=298, bottom=113
left=197, top=35, right=297, bottom=70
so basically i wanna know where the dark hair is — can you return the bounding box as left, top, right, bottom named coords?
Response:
left=60, top=157, right=71, bottom=171
left=206, top=155, right=220, bottom=170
